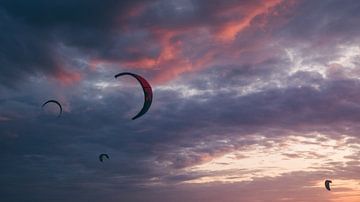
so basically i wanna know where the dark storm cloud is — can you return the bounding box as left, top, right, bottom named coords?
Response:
left=4, top=67, right=360, bottom=201
left=0, top=0, right=286, bottom=86
left=4, top=66, right=359, bottom=172
left=273, top=0, right=360, bottom=68
left=0, top=0, right=131, bottom=27
left=277, top=0, right=360, bottom=41
left=0, top=0, right=153, bottom=86
left=0, top=10, right=58, bottom=86
left=129, top=0, right=267, bottom=29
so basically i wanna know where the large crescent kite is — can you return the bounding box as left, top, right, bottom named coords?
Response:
left=325, top=180, right=332, bottom=191
left=114, top=72, right=153, bottom=120
left=42, top=100, right=62, bottom=117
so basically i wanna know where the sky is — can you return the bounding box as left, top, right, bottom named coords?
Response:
left=1, top=0, right=360, bottom=201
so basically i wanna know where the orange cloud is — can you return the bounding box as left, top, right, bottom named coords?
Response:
left=215, top=0, right=283, bottom=42
left=122, top=57, right=158, bottom=69
left=90, top=0, right=296, bottom=84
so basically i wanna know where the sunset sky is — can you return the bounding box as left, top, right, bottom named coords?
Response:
left=1, top=0, right=360, bottom=201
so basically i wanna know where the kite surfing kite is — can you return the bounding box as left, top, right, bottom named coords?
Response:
left=99, top=153, right=109, bottom=162
left=114, top=72, right=153, bottom=120
left=325, top=179, right=332, bottom=191
left=42, top=99, right=62, bottom=117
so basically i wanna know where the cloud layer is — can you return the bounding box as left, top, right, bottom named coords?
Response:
left=1, top=0, right=360, bottom=201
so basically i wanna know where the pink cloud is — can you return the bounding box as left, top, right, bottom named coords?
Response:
left=53, top=68, right=82, bottom=86
left=214, top=0, right=283, bottom=42
left=0, top=115, right=11, bottom=122
left=88, top=0, right=297, bottom=84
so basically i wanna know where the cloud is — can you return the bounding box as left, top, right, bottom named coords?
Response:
left=1, top=0, right=360, bottom=202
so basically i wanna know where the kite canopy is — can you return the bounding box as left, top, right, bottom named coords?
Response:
left=42, top=99, right=63, bottom=117
left=325, top=180, right=332, bottom=191
left=99, top=153, right=109, bottom=162
left=114, top=72, right=153, bottom=120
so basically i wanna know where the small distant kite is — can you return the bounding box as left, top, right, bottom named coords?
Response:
left=114, top=72, right=153, bottom=120
left=42, top=100, right=62, bottom=117
left=99, top=153, right=109, bottom=162
left=325, top=180, right=332, bottom=191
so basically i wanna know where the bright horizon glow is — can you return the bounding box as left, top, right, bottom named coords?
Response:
left=184, top=134, right=358, bottom=184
